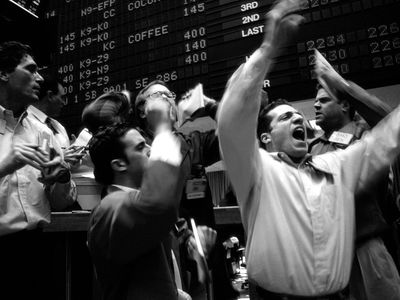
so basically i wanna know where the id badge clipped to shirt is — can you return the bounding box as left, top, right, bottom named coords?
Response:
left=185, top=177, right=207, bottom=200
left=328, top=131, right=353, bottom=148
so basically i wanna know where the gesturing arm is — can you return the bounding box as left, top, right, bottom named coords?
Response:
left=318, top=68, right=391, bottom=127
left=88, top=130, right=184, bottom=263
left=217, top=0, right=305, bottom=203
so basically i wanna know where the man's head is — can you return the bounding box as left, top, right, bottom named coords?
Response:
left=82, top=91, right=132, bottom=134
left=36, top=72, right=66, bottom=118
left=314, top=84, right=354, bottom=134
left=0, top=41, right=43, bottom=111
left=257, top=99, right=308, bottom=160
left=89, top=123, right=151, bottom=187
left=135, top=80, right=177, bottom=134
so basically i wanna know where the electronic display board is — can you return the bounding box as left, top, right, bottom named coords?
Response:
left=9, top=0, right=41, bottom=18
left=42, top=0, right=400, bottom=133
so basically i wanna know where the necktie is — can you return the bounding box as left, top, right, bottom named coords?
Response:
left=45, top=117, right=58, bottom=134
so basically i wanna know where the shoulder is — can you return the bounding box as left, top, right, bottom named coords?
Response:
left=95, top=190, right=139, bottom=214
left=24, top=113, right=52, bottom=135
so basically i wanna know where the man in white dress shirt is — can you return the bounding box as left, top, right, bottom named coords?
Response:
left=0, top=41, right=76, bottom=299
left=218, top=0, right=400, bottom=299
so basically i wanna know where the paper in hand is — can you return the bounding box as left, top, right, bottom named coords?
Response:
left=190, top=218, right=211, bottom=283
left=72, top=128, right=92, bottom=148
left=177, top=83, right=204, bottom=127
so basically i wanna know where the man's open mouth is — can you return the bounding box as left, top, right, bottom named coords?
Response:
left=292, top=127, right=305, bottom=141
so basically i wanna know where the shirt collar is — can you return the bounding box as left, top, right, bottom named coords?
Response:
left=271, top=151, right=334, bottom=175
left=271, top=152, right=312, bottom=167
left=321, top=121, right=358, bottom=140
left=309, top=121, right=357, bottom=147
left=27, top=105, right=48, bottom=124
left=334, top=121, right=358, bottom=135
left=110, top=184, right=139, bottom=193
left=0, top=104, right=15, bottom=120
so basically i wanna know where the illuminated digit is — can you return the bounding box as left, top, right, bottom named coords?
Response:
left=390, top=22, right=399, bottom=34
left=372, top=57, right=383, bottom=68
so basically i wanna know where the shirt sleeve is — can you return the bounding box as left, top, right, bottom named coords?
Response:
left=335, top=103, right=400, bottom=194
left=217, top=47, right=270, bottom=206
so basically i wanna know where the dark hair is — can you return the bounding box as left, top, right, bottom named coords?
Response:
left=257, top=98, right=291, bottom=141
left=134, top=80, right=170, bottom=129
left=38, top=71, right=60, bottom=100
left=82, top=91, right=132, bottom=134
left=316, top=83, right=355, bottom=119
left=0, top=41, right=33, bottom=73
left=89, top=123, right=130, bottom=185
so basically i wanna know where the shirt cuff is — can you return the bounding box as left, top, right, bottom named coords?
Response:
left=149, top=130, right=182, bottom=167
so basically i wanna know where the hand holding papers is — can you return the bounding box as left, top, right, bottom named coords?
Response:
left=177, top=83, right=205, bottom=127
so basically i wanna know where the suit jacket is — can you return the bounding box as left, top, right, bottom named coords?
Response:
left=87, top=160, right=182, bottom=300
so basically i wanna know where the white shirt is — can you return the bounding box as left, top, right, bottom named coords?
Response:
left=0, top=105, right=76, bottom=236
left=217, top=47, right=400, bottom=296
left=27, top=105, right=70, bottom=150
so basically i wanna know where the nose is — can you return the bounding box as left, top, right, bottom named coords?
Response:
left=35, top=71, right=44, bottom=83
left=292, top=113, right=304, bottom=125
left=144, top=144, right=151, bottom=157
left=60, top=96, right=67, bottom=106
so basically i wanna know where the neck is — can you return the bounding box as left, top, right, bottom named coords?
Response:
left=113, top=175, right=141, bottom=190
left=32, top=100, right=47, bottom=113
left=324, top=117, right=351, bottom=138
left=0, top=94, right=26, bottom=117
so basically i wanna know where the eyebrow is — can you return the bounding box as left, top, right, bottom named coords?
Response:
left=278, top=111, right=302, bottom=120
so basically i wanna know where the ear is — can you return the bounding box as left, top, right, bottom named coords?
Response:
left=110, top=158, right=127, bottom=172
left=47, top=90, right=54, bottom=101
left=340, top=100, right=350, bottom=115
left=0, top=71, right=9, bottom=82
left=139, top=110, right=146, bottom=119
left=138, top=104, right=146, bottom=119
left=260, top=132, right=271, bottom=146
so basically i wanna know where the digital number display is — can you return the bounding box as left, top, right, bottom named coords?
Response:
left=9, top=0, right=41, bottom=18
left=43, top=0, right=400, bottom=133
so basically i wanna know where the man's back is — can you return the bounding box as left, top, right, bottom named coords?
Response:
left=88, top=190, right=178, bottom=300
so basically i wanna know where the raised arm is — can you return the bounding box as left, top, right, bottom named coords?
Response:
left=315, top=49, right=391, bottom=127
left=88, top=130, right=183, bottom=263
left=217, top=0, right=305, bottom=203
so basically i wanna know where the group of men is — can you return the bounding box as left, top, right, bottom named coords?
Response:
left=1, top=0, right=400, bottom=299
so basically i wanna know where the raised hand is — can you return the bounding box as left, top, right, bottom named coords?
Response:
left=262, top=0, right=306, bottom=51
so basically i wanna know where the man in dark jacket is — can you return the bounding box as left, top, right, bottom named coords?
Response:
left=87, top=123, right=189, bottom=299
